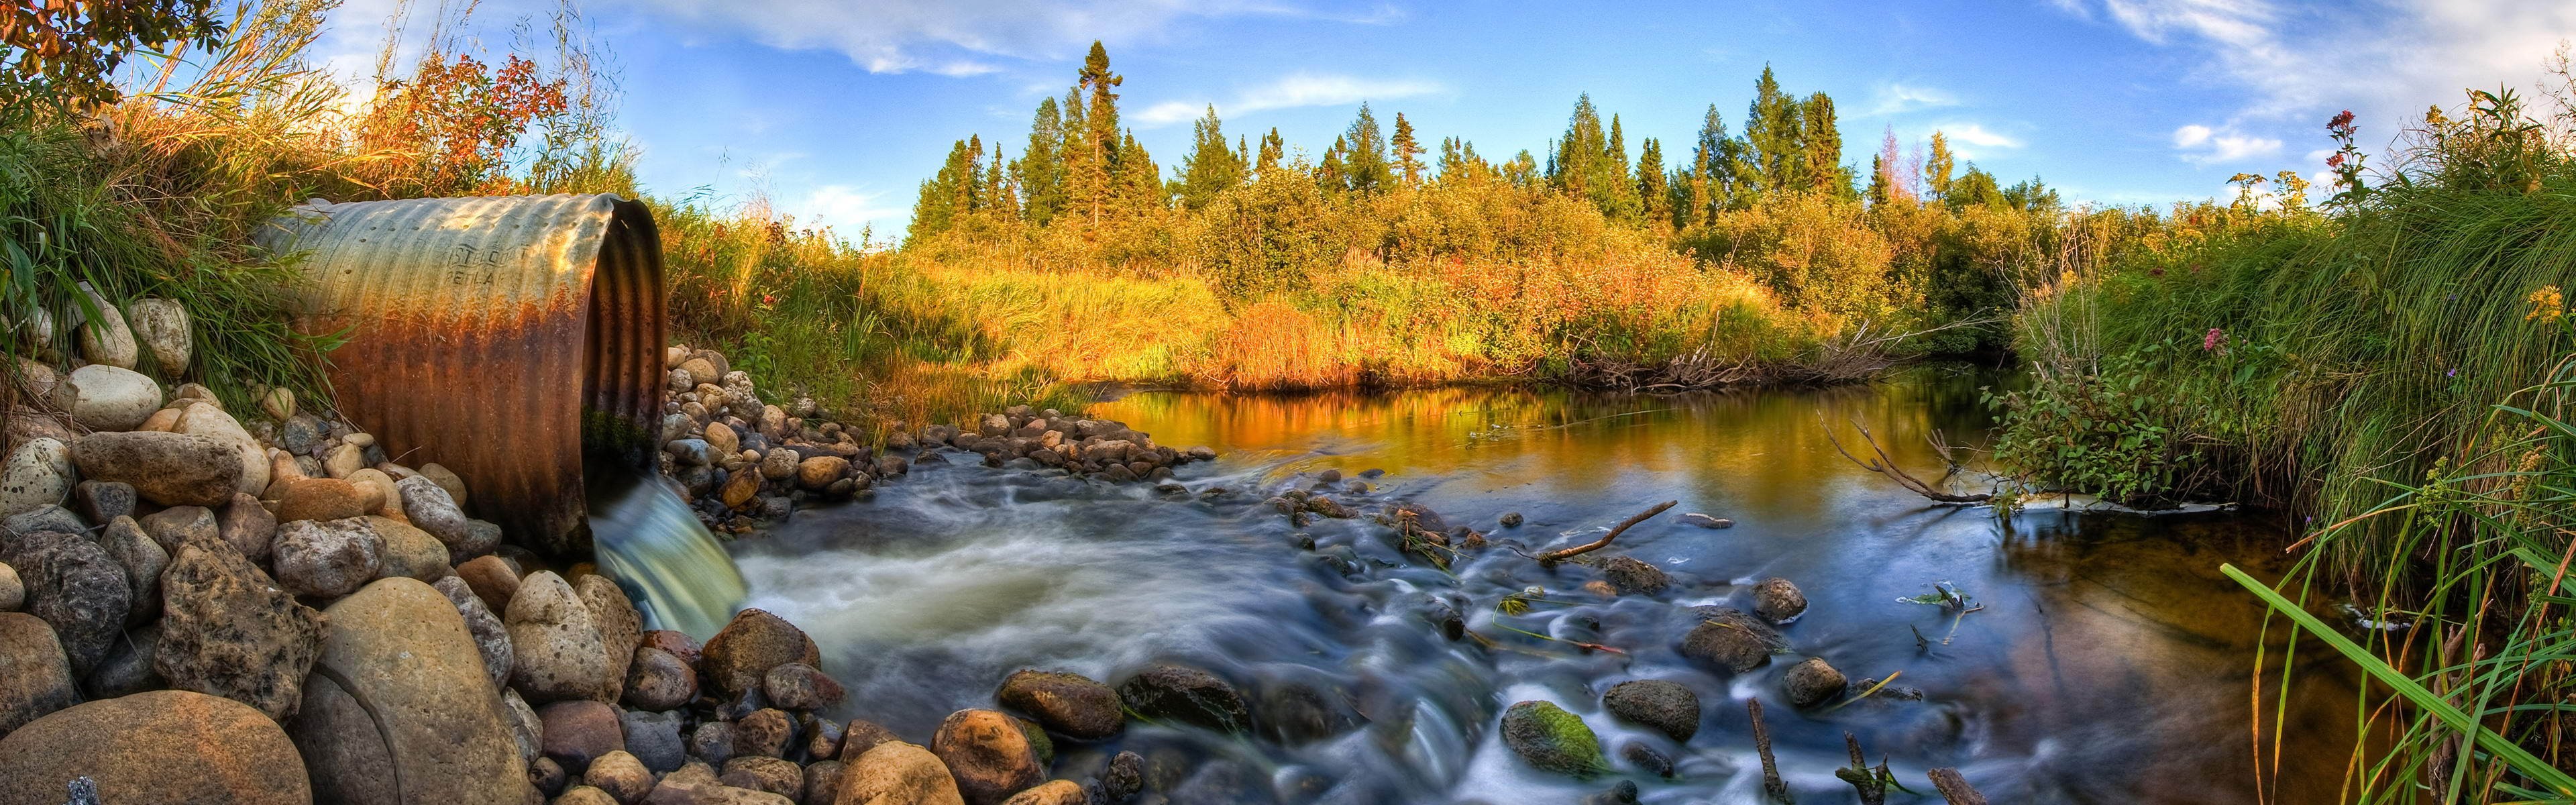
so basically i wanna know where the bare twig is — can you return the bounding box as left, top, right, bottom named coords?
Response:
left=1833, top=732, right=1889, bottom=805
left=1928, top=768, right=1988, bottom=805
left=1750, top=699, right=1792, bottom=804
left=1534, top=500, right=1676, bottom=565
left=1822, top=415, right=1992, bottom=504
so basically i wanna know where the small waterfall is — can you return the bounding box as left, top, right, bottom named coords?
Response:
left=586, top=460, right=747, bottom=639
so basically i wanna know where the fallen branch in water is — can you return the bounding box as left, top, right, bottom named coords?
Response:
left=1749, top=698, right=1790, bottom=804
left=1533, top=500, right=1676, bottom=566
left=1833, top=732, right=1890, bottom=805
left=1824, top=670, right=1903, bottom=712
left=1928, top=768, right=1988, bottom=805
left=1823, top=415, right=1992, bottom=504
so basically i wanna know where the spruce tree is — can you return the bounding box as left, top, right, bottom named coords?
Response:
left=1598, top=113, right=1638, bottom=221
left=1014, top=97, right=1065, bottom=226
left=1072, top=42, right=1123, bottom=227
left=1060, top=86, right=1095, bottom=229
left=1551, top=94, right=1606, bottom=198
left=908, top=138, right=981, bottom=241
left=1686, top=104, right=1729, bottom=225
left=1801, top=91, right=1847, bottom=197
left=1257, top=127, right=1285, bottom=174
left=1115, top=131, right=1163, bottom=216
left=1319, top=136, right=1349, bottom=193
left=1343, top=103, right=1391, bottom=193
left=1177, top=105, right=1245, bottom=210
left=1743, top=65, right=1805, bottom=198
left=1391, top=112, right=1425, bottom=186
left=1635, top=136, right=1670, bottom=229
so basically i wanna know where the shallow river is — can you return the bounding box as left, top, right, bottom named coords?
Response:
left=728, top=366, right=2358, bottom=804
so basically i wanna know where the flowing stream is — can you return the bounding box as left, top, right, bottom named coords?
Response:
left=589, top=460, right=749, bottom=639
left=724, top=366, right=2360, bottom=804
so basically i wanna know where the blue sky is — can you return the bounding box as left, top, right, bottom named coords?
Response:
left=314, top=0, right=2576, bottom=241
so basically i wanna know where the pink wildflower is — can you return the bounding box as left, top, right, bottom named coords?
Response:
left=2203, top=327, right=2226, bottom=352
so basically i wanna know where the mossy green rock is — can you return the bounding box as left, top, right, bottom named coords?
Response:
left=1500, top=700, right=1607, bottom=777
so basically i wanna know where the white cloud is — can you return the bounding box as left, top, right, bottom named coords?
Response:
left=2171, top=123, right=2283, bottom=164
left=1864, top=83, right=1960, bottom=116
left=624, top=0, right=1383, bottom=75
left=1940, top=123, right=2023, bottom=150
left=1135, top=72, right=1445, bottom=127
left=793, top=184, right=907, bottom=233
left=2061, top=0, right=2576, bottom=129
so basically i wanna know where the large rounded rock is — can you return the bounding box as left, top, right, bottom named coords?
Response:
left=796, top=456, right=849, bottom=491
left=0, top=437, right=74, bottom=519
left=704, top=422, right=741, bottom=458
left=1601, top=680, right=1699, bottom=742
left=433, top=575, right=514, bottom=688
left=507, top=571, right=617, bottom=703
left=370, top=516, right=451, bottom=581
left=218, top=492, right=277, bottom=563
left=48, top=364, right=158, bottom=431
left=457, top=553, right=520, bottom=612
left=155, top=539, right=324, bottom=719
left=3, top=530, right=129, bottom=675
left=583, top=751, right=654, bottom=804
left=735, top=708, right=794, bottom=759
left=98, top=516, right=168, bottom=627
left=701, top=608, right=822, bottom=698
left=1114, top=664, right=1250, bottom=734
left=1678, top=606, right=1785, bottom=674
left=290, top=578, right=535, bottom=804
left=538, top=699, right=626, bottom=774
left=1499, top=700, right=1607, bottom=778
left=620, top=709, right=688, bottom=773
left=272, top=476, right=370, bottom=525
left=70, top=430, right=236, bottom=506
left=836, top=741, right=966, bottom=805
left=763, top=661, right=845, bottom=710
left=1600, top=555, right=1670, bottom=596
left=0, top=612, right=76, bottom=734
left=73, top=286, right=138, bottom=369
left=998, top=781, right=1086, bottom=805
left=0, top=690, right=311, bottom=805
left=125, top=297, right=190, bottom=374
left=136, top=504, right=219, bottom=553
left=1752, top=577, right=1807, bottom=624
left=930, top=709, right=1044, bottom=805
left=397, top=475, right=498, bottom=561
left=71, top=479, right=133, bottom=525
left=576, top=575, right=643, bottom=695
left=721, top=756, right=802, bottom=800
left=625, top=646, right=697, bottom=711
left=270, top=517, right=384, bottom=598
left=170, top=400, right=266, bottom=498
left=997, top=670, right=1122, bottom=741
left=1782, top=657, right=1847, bottom=708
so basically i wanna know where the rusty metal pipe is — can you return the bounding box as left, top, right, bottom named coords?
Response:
left=258, top=194, right=667, bottom=557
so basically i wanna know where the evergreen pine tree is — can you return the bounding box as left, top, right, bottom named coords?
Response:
left=1343, top=103, right=1391, bottom=193
left=1635, top=136, right=1669, bottom=229
left=1319, top=136, right=1349, bottom=193
left=1598, top=113, right=1639, bottom=221
left=908, top=138, right=980, bottom=241
left=1072, top=42, right=1124, bottom=227
left=1391, top=112, right=1424, bottom=186
left=1177, top=105, right=1245, bottom=210
left=1014, top=97, right=1066, bottom=227
left=1686, top=104, right=1729, bottom=225
left=1743, top=65, right=1805, bottom=198
left=1257, top=127, right=1285, bottom=174
left=1551, top=94, right=1606, bottom=198
left=1115, top=130, right=1163, bottom=216
left=983, top=148, right=1018, bottom=221
left=1801, top=91, right=1847, bottom=197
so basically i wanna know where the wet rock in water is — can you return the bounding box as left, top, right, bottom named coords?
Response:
left=97, top=517, right=166, bottom=627
left=998, top=780, right=1085, bottom=805
left=0, top=690, right=311, bottom=805
left=0, top=612, right=77, bottom=734
left=838, top=741, right=965, bottom=805
left=701, top=608, right=823, bottom=697
left=217, top=493, right=276, bottom=563
left=576, top=574, right=645, bottom=693
left=688, top=720, right=736, bottom=766
left=1303, top=496, right=1354, bottom=519
left=584, top=751, right=655, bottom=804
left=1099, top=750, right=1144, bottom=803
left=1752, top=576, right=1807, bottom=623
left=368, top=515, right=450, bottom=582
left=3, top=529, right=129, bottom=676
left=1256, top=680, right=1360, bottom=747
left=70, top=480, right=134, bottom=526
left=1116, top=663, right=1251, bottom=734
left=87, top=622, right=164, bottom=699
left=270, top=517, right=384, bottom=598
left=1600, top=555, right=1670, bottom=595
left=539, top=699, right=626, bottom=773
left=1601, top=679, right=1700, bottom=742
left=621, top=709, right=688, bottom=773
left=71, top=430, right=236, bottom=506
left=1499, top=511, right=1523, bottom=528
left=0, top=439, right=76, bottom=520
left=135, top=504, right=216, bottom=553
left=722, top=755, right=802, bottom=799
left=1678, top=512, right=1733, bottom=529
left=625, top=645, right=698, bottom=711
left=1782, top=657, right=1848, bottom=708
left=1678, top=606, right=1786, bottom=674
left=1582, top=780, right=1642, bottom=805
left=457, top=553, right=519, bottom=612
left=735, top=708, right=794, bottom=758
left=49, top=365, right=159, bottom=431
left=931, top=708, right=1044, bottom=805
left=837, top=718, right=900, bottom=761
left=996, top=669, right=1123, bottom=741
left=154, top=539, right=322, bottom=718
left=1620, top=741, right=1674, bottom=777
left=762, top=661, right=844, bottom=710
left=804, top=759, right=846, bottom=805
left=431, top=575, right=514, bottom=688
left=506, top=571, right=617, bottom=703
left=292, top=578, right=534, bottom=805
left=1499, top=700, right=1607, bottom=778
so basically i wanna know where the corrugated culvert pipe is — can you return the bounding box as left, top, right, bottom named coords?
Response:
left=258, top=194, right=743, bottom=636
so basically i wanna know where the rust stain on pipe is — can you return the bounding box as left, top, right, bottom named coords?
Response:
left=257, top=194, right=666, bottom=557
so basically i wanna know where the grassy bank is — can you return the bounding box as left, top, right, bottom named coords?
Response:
left=1993, top=91, right=2576, bottom=800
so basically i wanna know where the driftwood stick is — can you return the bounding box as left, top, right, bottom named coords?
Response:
left=1831, top=731, right=1887, bottom=805
left=1928, top=767, right=1988, bottom=804
left=1534, top=500, right=1676, bottom=564
left=1822, top=416, right=1992, bottom=504
left=1749, top=698, right=1792, bottom=804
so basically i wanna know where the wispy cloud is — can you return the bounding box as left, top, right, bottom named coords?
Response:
left=2172, top=123, right=2282, bottom=164
left=797, top=184, right=906, bottom=231
left=1864, top=83, right=1959, bottom=116
left=626, top=0, right=1392, bottom=76
left=1939, top=123, right=2023, bottom=150
left=1135, top=72, right=1445, bottom=127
